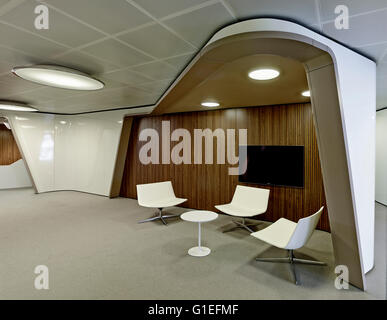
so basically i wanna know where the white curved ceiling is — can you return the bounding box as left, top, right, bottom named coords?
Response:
left=0, top=0, right=385, bottom=113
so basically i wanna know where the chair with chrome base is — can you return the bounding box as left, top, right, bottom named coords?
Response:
left=136, top=181, right=187, bottom=225
left=251, top=206, right=326, bottom=285
left=215, top=185, right=270, bottom=233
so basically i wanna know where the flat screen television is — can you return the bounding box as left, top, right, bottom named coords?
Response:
left=238, top=145, right=304, bottom=188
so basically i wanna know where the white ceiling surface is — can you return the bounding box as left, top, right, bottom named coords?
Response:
left=0, top=0, right=386, bottom=113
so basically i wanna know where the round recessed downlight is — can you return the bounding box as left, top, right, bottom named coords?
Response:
left=12, top=65, right=104, bottom=90
left=0, top=101, right=38, bottom=112
left=201, top=101, right=220, bottom=107
left=302, top=90, right=311, bottom=97
left=248, top=69, right=280, bottom=80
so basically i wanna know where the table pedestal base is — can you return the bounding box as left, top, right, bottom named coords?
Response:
left=188, top=246, right=211, bottom=257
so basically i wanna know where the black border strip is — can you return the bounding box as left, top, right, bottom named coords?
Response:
left=35, top=104, right=155, bottom=116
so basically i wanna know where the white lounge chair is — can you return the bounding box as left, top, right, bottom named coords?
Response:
left=215, top=185, right=270, bottom=233
left=251, top=206, right=326, bottom=285
left=136, top=181, right=187, bottom=225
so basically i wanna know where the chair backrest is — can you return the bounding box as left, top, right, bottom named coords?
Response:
left=285, top=206, right=324, bottom=250
left=231, top=185, right=270, bottom=211
left=136, top=181, right=176, bottom=206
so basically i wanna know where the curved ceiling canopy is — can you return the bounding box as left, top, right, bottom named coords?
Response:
left=151, top=19, right=376, bottom=292
left=12, top=65, right=104, bottom=91
left=152, top=36, right=324, bottom=115
left=155, top=53, right=310, bottom=114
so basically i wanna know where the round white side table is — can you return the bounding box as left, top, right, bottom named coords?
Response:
left=180, top=210, right=218, bottom=257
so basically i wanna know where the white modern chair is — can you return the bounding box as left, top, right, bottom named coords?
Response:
left=215, top=185, right=270, bottom=233
left=251, top=206, right=326, bottom=285
left=136, top=181, right=187, bottom=225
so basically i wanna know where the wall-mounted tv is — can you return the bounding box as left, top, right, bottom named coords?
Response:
left=239, top=145, right=304, bottom=188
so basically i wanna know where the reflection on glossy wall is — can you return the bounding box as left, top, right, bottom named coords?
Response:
left=4, top=110, right=130, bottom=196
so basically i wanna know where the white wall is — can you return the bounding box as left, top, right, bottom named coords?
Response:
left=3, top=107, right=152, bottom=196
left=0, top=159, right=32, bottom=189
left=7, top=113, right=55, bottom=193
left=376, top=109, right=387, bottom=205
left=54, top=111, right=129, bottom=195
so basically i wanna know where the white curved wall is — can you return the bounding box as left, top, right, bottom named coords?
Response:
left=3, top=107, right=152, bottom=196
left=0, top=159, right=32, bottom=189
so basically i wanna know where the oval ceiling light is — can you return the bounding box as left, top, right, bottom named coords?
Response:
left=0, top=101, right=38, bottom=112
left=248, top=68, right=280, bottom=80
left=201, top=101, right=220, bottom=107
left=302, top=90, right=311, bottom=97
left=12, top=65, right=104, bottom=90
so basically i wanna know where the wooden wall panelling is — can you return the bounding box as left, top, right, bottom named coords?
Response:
left=110, top=117, right=133, bottom=198
left=0, top=124, right=21, bottom=165
left=120, top=103, right=329, bottom=231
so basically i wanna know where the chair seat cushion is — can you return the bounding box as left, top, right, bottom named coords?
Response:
left=139, top=197, right=187, bottom=208
left=215, top=203, right=266, bottom=217
left=250, top=218, right=297, bottom=249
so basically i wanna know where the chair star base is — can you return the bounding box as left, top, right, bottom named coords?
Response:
left=255, top=249, right=327, bottom=285
left=138, top=208, right=179, bottom=225
left=223, top=218, right=263, bottom=233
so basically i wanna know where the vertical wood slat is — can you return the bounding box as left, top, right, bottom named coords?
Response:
left=0, top=124, right=21, bottom=165
left=120, top=103, right=329, bottom=231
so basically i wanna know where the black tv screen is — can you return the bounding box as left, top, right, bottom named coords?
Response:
left=238, top=145, right=304, bottom=188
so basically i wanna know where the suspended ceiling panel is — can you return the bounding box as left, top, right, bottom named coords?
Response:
left=0, top=0, right=385, bottom=113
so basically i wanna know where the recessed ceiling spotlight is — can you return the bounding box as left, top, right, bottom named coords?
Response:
left=0, top=101, right=38, bottom=112
left=12, top=65, right=104, bottom=91
left=201, top=101, right=220, bottom=107
left=248, top=68, right=280, bottom=80
left=302, top=90, right=311, bottom=97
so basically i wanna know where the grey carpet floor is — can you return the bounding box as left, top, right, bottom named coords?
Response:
left=0, top=188, right=384, bottom=300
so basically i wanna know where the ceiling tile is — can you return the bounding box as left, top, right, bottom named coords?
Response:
left=356, top=42, right=387, bottom=61
left=163, top=3, right=234, bottom=47
left=137, top=79, right=172, bottom=95
left=81, top=39, right=152, bottom=67
left=377, top=62, right=387, bottom=76
left=49, top=51, right=119, bottom=75
left=5, top=85, right=87, bottom=104
left=318, top=0, right=387, bottom=22
left=0, top=72, right=44, bottom=98
left=131, top=61, right=178, bottom=80
left=164, top=53, right=194, bottom=71
left=322, top=10, right=387, bottom=47
left=226, top=0, right=318, bottom=25
left=43, top=0, right=152, bottom=34
left=1, top=1, right=105, bottom=47
left=0, top=45, right=40, bottom=66
left=5, top=89, right=57, bottom=104
left=118, top=24, right=193, bottom=58
left=100, top=69, right=152, bottom=86
left=0, top=22, right=67, bottom=57
left=0, top=0, right=10, bottom=6
left=133, top=0, right=209, bottom=18
left=381, top=53, right=387, bottom=64
left=0, top=0, right=24, bottom=17
left=0, top=72, right=44, bottom=91
left=37, top=85, right=156, bottom=113
left=0, top=60, right=14, bottom=74
left=92, top=77, right=126, bottom=91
